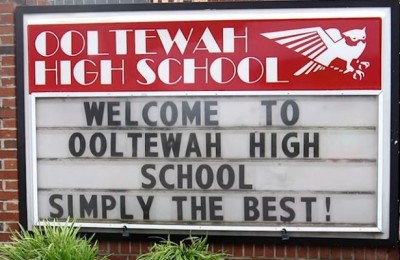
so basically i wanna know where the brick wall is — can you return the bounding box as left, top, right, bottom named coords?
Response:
left=0, top=0, right=19, bottom=244
left=1, top=0, right=399, bottom=259
left=97, top=241, right=400, bottom=260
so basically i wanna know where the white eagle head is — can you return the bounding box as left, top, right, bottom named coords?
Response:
left=343, top=27, right=366, bottom=43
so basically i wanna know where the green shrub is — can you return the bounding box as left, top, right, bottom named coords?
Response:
left=137, top=236, right=227, bottom=260
left=0, top=219, right=107, bottom=260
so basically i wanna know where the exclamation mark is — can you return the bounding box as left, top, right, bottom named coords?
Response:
left=325, top=197, right=331, bottom=222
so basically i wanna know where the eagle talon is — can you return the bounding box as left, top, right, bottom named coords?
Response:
left=358, top=61, right=370, bottom=70
left=353, top=70, right=365, bottom=80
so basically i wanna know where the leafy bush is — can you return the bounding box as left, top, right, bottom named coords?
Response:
left=0, top=219, right=107, bottom=260
left=137, top=236, right=227, bottom=260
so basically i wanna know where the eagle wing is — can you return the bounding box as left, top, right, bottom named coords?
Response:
left=261, top=27, right=338, bottom=76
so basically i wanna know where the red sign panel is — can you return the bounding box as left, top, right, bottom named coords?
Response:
left=28, top=18, right=381, bottom=93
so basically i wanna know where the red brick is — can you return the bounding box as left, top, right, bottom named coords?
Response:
left=0, top=4, right=15, bottom=13
left=0, top=170, right=17, bottom=179
left=285, top=245, right=296, bottom=258
left=387, top=246, right=399, bottom=260
left=5, top=180, right=17, bottom=190
left=4, top=159, right=17, bottom=169
left=0, top=150, right=17, bottom=158
left=365, top=247, right=376, bottom=260
left=0, top=108, right=15, bottom=118
left=4, top=222, right=19, bottom=232
left=0, top=35, right=14, bottom=45
left=331, top=247, right=341, bottom=260
left=354, top=247, right=365, bottom=260
left=109, top=256, right=127, bottom=260
left=5, top=201, right=18, bottom=211
left=342, top=247, right=354, bottom=259
left=1, top=56, right=14, bottom=66
left=319, top=246, right=330, bottom=259
left=297, top=245, right=308, bottom=258
left=0, top=25, right=14, bottom=34
left=212, top=242, right=223, bottom=254
left=375, top=247, right=387, bottom=260
left=1, top=67, right=15, bottom=76
left=131, top=241, right=141, bottom=254
left=275, top=245, right=284, bottom=258
left=98, top=240, right=109, bottom=253
left=0, top=212, right=19, bottom=220
left=223, top=243, right=233, bottom=256
left=0, top=191, right=18, bottom=200
left=0, top=232, right=12, bottom=242
left=1, top=78, right=15, bottom=87
left=309, top=246, right=319, bottom=258
left=233, top=243, right=243, bottom=257
left=140, top=241, right=152, bottom=254
left=0, top=130, right=16, bottom=138
left=0, top=14, right=14, bottom=24
left=0, top=88, right=15, bottom=97
left=2, top=98, right=15, bottom=107
left=265, top=244, right=274, bottom=257
left=254, top=243, right=264, bottom=257
left=3, top=118, right=16, bottom=128
left=3, top=140, right=16, bottom=149
left=120, top=241, right=130, bottom=254
left=110, top=241, right=120, bottom=253
left=243, top=243, right=253, bottom=257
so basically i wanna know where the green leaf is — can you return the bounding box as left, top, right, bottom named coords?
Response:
left=0, top=218, right=108, bottom=260
left=137, top=235, right=228, bottom=260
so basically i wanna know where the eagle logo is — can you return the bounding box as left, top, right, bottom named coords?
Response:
left=261, top=27, right=370, bottom=80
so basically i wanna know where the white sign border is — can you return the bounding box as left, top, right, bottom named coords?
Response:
left=19, top=4, right=394, bottom=240
left=29, top=89, right=388, bottom=237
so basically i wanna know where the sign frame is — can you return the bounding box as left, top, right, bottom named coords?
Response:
left=15, top=0, right=399, bottom=245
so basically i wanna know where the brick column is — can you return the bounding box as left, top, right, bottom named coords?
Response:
left=0, top=0, right=54, bottom=243
left=0, top=0, right=21, bottom=242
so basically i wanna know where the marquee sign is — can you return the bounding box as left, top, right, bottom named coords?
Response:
left=16, top=1, right=398, bottom=242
